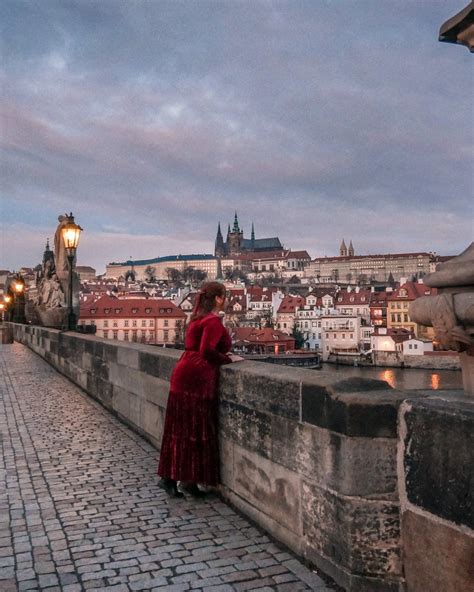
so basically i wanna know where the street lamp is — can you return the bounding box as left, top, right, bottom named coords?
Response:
left=12, top=274, right=25, bottom=323
left=61, top=212, right=83, bottom=331
left=0, top=302, right=5, bottom=322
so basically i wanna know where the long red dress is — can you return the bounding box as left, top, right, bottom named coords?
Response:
left=157, top=313, right=232, bottom=486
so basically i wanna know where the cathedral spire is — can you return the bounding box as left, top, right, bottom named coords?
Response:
left=233, top=211, right=240, bottom=232
left=340, top=238, right=347, bottom=257
left=348, top=240, right=354, bottom=257
left=215, top=222, right=225, bottom=257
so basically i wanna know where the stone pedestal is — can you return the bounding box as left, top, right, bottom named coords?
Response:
left=0, top=325, right=14, bottom=344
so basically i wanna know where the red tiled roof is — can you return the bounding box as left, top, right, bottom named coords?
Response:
left=277, top=295, right=306, bottom=313
left=335, top=289, right=372, bottom=306
left=388, top=282, right=437, bottom=301
left=80, top=295, right=186, bottom=319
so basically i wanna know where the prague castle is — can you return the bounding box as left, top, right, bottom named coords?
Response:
left=214, top=212, right=282, bottom=257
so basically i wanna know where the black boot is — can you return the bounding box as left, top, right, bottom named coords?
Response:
left=158, top=477, right=184, bottom=498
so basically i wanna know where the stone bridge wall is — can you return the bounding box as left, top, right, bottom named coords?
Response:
left=8, top=324, right=473, bottom=592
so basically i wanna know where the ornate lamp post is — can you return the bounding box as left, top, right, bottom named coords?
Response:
left=3, top=295, right=12, bottom=322
left=61, top=213, right=83, bottom=331
left=12, top=274, right=26, bottom=323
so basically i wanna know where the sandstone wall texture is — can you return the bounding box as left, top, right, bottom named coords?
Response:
left=398, top=397, right=474, bottom=592
left=9, top=323, right=472, bottom=592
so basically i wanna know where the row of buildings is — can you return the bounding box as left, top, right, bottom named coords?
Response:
left=105, top=213, right=447, bottom=284
left=77, top=279, right=437, bottom=361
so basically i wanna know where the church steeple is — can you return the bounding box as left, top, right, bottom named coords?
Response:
left=348, top=240, right=354, bottom=257
left=340, top=239, right=347, bottom=257
left=251, top=222, right=255, bottom=249
left=215, top=222, right=225, bottom=257
left=233, top=211, right=240, bottom=232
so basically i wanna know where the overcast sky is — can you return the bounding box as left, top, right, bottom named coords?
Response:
left=1, top=0, right=473, bottom=273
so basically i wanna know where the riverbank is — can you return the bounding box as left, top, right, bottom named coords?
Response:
left=325, top=350, right=461, bottom=370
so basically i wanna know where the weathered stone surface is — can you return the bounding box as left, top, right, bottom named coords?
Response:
left=302, top=481, right=401, bottom=579
left=302, top=383, right=426, bottom=438
left=271, top=416, right=397, bottom=497
left=402, top=396, right=474, bottom=528
left=142, top=400, right=165, bottom=446
left=113, top=384, right=141, bottom=427
left=219, top=435, right=234, bottom=488
left=233, top=444, right=301, bottom=534
left=0, top=326, right=14, bottom=343
left=220, top=401, right=272, bottom=458
left=402, top=509, right=474, bottom=592
left=221, top=362, right=301, bottom=420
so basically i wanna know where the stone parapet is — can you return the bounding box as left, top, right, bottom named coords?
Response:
left=7, top=322, right=471, bottom=591
left=398, top=396, right=474, bottom=592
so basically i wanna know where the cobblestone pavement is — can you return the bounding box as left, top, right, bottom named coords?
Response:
left=0, top=343, right=337, bottom=592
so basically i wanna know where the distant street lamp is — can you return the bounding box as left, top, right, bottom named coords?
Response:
left=61, top=213, right=83, bottom=331
left=12, top=274, right=26, bottom=323
left=0, top=302, right=5, bottom=322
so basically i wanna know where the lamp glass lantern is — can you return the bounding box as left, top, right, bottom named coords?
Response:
left=61, top=213, right=83, bottom=330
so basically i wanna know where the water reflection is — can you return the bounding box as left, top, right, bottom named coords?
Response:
left=431, top=373, right=440, bottom=390
left=320, top=365, right=462, bottom=390
left=381, top=369, right=396, bottom=389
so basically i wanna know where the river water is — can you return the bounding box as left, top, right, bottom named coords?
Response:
left=319, top=364, right=462, bottom=390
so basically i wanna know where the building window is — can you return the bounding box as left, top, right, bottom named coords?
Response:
left=113, top=331, right=118, bottom=339
left=149, top=320, right=154, bottom=327
left=113, top=320, right=118, bottom=327
left=104, top=320, right=109, bottom=328
left=164, top=320, right=169, bottom=327
left=103, top=330, right=109, bottom=338
left=124, top=331, right=129, bottom=341
left=164, top=330, right=169, bottom=342
left=141, top=320, right=146, bottom=327
left=124, top=320, right=129, bottom=327
left=132, top=320, right=137, bottom=327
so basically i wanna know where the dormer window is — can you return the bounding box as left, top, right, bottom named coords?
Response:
left=90, top=308, right=96, bottom=314
left=145, top=307, right=152, bottom=313
left=114, top=308, right=121, bottom=314
left=132, top=308, right=138, bottom=314
left=104, top=308, right=111, bottom=314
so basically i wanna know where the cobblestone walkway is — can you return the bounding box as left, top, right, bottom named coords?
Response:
left=0, top=344, right=336, bottom=592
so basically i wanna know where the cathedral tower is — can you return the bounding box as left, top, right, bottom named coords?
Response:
left=340, top=239, right=348, bottom=257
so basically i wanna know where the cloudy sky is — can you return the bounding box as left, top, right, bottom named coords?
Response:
left=1, top=0, right=472, bottom=273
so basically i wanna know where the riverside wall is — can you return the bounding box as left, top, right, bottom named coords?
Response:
left=8, top=323, right=473, bottom=592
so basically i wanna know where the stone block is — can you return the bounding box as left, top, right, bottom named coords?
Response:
left=219, top=436, right=234, bottom=489
left=233, top=444, right=301, bottom=534
left=301, top=381, right=428, bottom=437
left=139, top=351, right=161, bottom=378
left=302, top=481, right=401, bottom=579
left=271, top=418, right=397, bottom=497
left=220, top=363, right=300, bottom=420
left=113, top=385, right=141, bottom=427
left=143, top=377, right=169, bottom=408
left=401, top=396, right=474, bottom=528
left=220, top=401, right=272, bottom=458
left=117, top=346, right=140, bottom=370
left=0, top=327, right=14, bottom=344
left=142, top=401, right=165, bottom=446
left=402, top=509, right=474, bottom=592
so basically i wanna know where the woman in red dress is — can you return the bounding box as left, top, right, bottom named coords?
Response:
left=158, top=282, right=242, bottom=497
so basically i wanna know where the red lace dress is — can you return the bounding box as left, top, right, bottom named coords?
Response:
left=157, top=313, right=232, bottom=485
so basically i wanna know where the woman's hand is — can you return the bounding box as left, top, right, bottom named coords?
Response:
left=228, top=353, right=245, bottom=362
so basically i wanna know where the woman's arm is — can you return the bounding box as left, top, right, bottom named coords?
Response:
left=199, top=317, right=232, bottom=365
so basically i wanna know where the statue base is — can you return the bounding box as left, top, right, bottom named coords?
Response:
left=36, top=305, right=68, bottom=329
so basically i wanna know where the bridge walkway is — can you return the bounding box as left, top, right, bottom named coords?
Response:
left=0, top=343, right=336, bottom=592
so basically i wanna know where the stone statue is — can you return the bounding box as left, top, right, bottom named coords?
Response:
left=410, top=242, right=474, bottom=394
left=54, top=214, right=70, bottom=273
